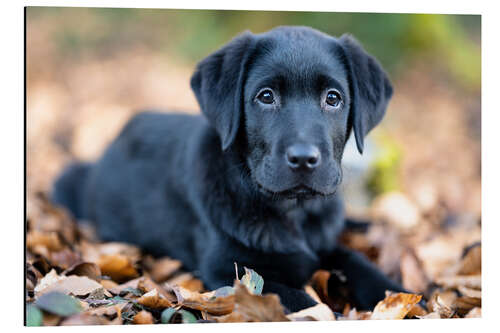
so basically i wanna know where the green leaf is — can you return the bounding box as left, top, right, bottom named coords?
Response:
left=35, top=292, right=83, bottom=317
left=161, top=308, right=197, bottom=324
left=177, top=310, right=197, bottom=323
left=214, top=286, right=235, bottom=298
left=26, top=305, right=43, bottom=326
left=240, top=267, right=264, bottom=295
left=161, top=308, right=176, bottom=323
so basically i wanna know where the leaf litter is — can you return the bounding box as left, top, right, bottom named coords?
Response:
left=25, top=191, right=481, bottom=325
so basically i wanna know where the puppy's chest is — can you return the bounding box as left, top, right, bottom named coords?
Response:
left=286, top=205, right=344, bottom=253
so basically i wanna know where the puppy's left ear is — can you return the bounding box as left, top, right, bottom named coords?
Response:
left=191, top=31, right=255, bottom=151
left=339, top=34, right=393, bottom=154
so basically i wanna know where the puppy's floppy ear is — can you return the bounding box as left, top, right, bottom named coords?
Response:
left=339, top=34, right=393, bottom=154
left=190, top=31, right=255, bottom=151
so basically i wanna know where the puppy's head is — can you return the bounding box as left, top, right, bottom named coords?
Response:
left=191, top=26, right=393, bottom=200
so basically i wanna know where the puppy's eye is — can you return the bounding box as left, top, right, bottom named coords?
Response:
left=257, top=89, right=275, bottom=104
left=325, top=90, right=342, bottom=108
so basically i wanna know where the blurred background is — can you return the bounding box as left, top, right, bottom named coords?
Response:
left=26, top=7, right=481, bottom=297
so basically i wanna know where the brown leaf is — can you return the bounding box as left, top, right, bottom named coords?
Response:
left=428, top=292, right=456, bottom=318
left=97, top=254, right=139, bottom=282
left=49, top=249, right=82, bottom=270
left=167, top=272, right=204, bottom=292
left=137, top=277, right=177, bottom=303
left=338, top=308, right=372, bottom=320
left=417, top=312, right=441, bottom=319
left=175, top=286, right=235, bottom=315
left=400, top=249, right=429, bottom=293
left=27, top=230, right=63, bottom=252
left=111, top=276, right=177, bottom=303
left=81, top=241, right=141, bottom=262
left=457, top=285, right=481, bottom=298
left=150, top=257, right=182, bottom=282
left=465, top=307, right=481, bottom=318
left=371, top=292, right=422, bottom=320
left=455, top=296, right=481, bottom=316
left=100, top=279, right=119, bottom=291
left=217, top=283, right=288, bottom=322
left=406, top=304, right=428, bottom=318
left=287, top=303, right=336, bottom=321
left=133, top=310, right=154, bottom=324
left=63, top=262, right=102, bottom=281
left=458, top=244, right=481, bottom=275
left=34, top=269, right=110, bottom=298
left=88, top=302, right=126, bottom=317
left=137, top=288, right=173, bottom=309
left=435, top=274, right=481, bottom=290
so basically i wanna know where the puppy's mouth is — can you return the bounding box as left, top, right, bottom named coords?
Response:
left=255, top=182, right=333, bottom=200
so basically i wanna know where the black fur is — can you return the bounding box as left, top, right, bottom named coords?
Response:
left=52, top=26, right=404, bottom=312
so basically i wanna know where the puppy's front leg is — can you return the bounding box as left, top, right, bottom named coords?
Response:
left=263, top=281, right=318, bottom=313
left=320, top=245, right=406, bottom=310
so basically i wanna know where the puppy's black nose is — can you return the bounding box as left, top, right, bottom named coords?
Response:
left=286, top=144, right=321, bottom=171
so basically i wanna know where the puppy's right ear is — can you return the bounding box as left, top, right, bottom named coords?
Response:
left=190, top=32, right=255, bottom=151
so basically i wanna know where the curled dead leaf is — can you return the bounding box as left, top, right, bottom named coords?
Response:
left=97, top=254, right=139, bottom=282
left=428, top=292, right=456, bottom=318
left=217, top=282, right=288, bottom=323
left=63, top=262, right=102, bottom=281
left=175, top=286, right=235, bottom=315
left=137, top=288, right=173, bottom=309
left=371, top=292, right=422, bottom=320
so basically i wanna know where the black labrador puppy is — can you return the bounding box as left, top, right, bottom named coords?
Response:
left=53, top=26, right=405, bottom=312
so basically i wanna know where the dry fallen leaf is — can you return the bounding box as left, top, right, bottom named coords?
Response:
left=428, top=292, right=456, bottom=318
left=27, top=230, right=64, bottom=252
left=137, top=288, right=173, bottom=309
left=371, top=292, right=422, bottom=320
left=465, top=307, right=481, bottom=318
left=166, top=272, right=204, bottom=292
left=458, top=244, right=481, bottom=275
left=339, top=308, right=372, bottom=320
left=287, top=303, right=336, bottom=321
left=217, top=282, right=288, bottom=322
left=97, top=254, right=139, bottom=283
left=133, top=310, right=154, bottom=324
left=175, top=285, right=235, bottom=315
left=400, top=249, right=429, bottom=293
left=435, top=274, right=481, bottom=290
left=63, top=262, right=102, bottom=281
left=100, top=279, right=119, bottom=291
left=150, top=257, right=182, bottom=282
left=35, top=273, right=110, bottom=299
